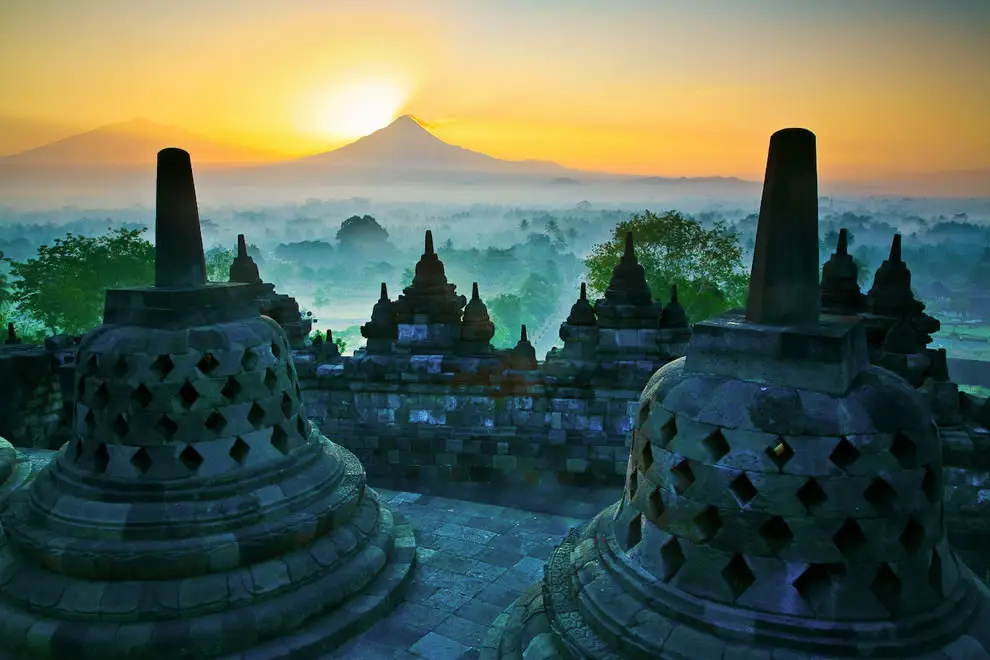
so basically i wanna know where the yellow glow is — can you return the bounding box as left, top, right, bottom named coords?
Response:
left=309, top=78, right=409, bottom=140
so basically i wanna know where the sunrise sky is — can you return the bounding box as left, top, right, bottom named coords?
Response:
left=1, top=0, right=988, bottom=182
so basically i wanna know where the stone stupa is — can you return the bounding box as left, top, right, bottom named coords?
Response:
left=482, top=128, right=990, bottom=659
left=0, top=148, right=415, bottom=659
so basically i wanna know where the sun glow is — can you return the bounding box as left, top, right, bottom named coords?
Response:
left=311, top=78, right=409, bottom=140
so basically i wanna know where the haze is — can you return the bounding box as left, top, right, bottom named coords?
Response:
left=1, top=0, right=988, bottom=201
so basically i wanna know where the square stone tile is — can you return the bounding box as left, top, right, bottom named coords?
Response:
left=410, top=631, right=471, bottom=659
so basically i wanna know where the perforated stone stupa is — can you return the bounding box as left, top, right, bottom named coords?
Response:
left=0, top=148, right=415, bottom=659
left=482, top=128, right=990, bottom=659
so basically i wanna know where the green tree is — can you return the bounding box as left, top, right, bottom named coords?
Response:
left=5, top=228, right=155, bottom=334
left=585, top=210, right=747, bottom=324
left=205, top=246, right=235, bottom=282
left=488, top=293, right=523, bottom=348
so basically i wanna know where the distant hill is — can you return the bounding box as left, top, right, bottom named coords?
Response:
left=0, top=118, right=284, bottom=165
left=276, top=115, right=575, bottom=179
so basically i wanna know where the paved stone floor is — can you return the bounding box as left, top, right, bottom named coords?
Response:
left=330, top=485, right=619, bottom=660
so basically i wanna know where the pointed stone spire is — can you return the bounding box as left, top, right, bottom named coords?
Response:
left=820, top=226, right=866, bottom=315
left=460, top=282, right=495, bottom=352
left=745, top=128, right=820, bottom=326
left=564, top=282, right=597, bottom=326
left=229, top=233, right=262, bottom=285
left=658, top=284, right=688, bottom=329
left=361, top=281, right=398, bottom=353
left=623, top=230, right=634, bottom=259
left=836, top=227, right=848, bottom=255
left=153, top=148, right=207, bottom=288
left=889, top=233, right=902, bottom=263
left=507, top=324, right=538, bottom=370
left=4, top=322, right=20, bottom=345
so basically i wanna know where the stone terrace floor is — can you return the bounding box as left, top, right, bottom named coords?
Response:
left=329, top=481, right=622, bottom=660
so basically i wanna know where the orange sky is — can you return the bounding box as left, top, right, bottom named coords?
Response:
left=1, top=0, right=988, bottom=181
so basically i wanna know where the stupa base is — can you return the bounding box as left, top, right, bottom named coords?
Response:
left=0, top=442, right=417, bottom=660
left=483, top=503, right=990, bottom=660
left=0, top=439, right=46, bottom=512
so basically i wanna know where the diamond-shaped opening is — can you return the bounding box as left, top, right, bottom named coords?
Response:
left=899, top=516, right=925, bottom=555
left=765, top=436, right=794, bottom=471
left=131, top=383, right=153, bottom=409
left=86, top=353, right=99, bottom=374
left=660, top=417, right=677, bottom=448
left=889, top=432, right=916, bottom=469
left=296, top=415, right=308, bottom=438
left=178, top=381, right=200, bottom=410
left=264, top=368, right=278, bottom=392
left=240, top=348, right=259, bottom=371
left=729, top=472, right=758, bottom=506
left=796, top=478, right=828, bottom=513
left=130, top=447, right=152, bottom=475
left=93, top=442, right=110, bottom=473
left=204, top=410, right=227, bottom=433
left=869, top=563, right=902, bottom=615
left=721, top=554, right=756, bottom=600
left=111, top=413, right=129, bottom=438
left=271, top=341, right=282, bottom=360
left=197, top=352, right=220, bottom=375
left=112, top=356, right=128, bottom=378
left=271, top=424, right=290, bottom=454
left=626, top=513, right=643, bottom=549
left=221, top=376, right=242, bottom=400
left=155, top=414, right=178, bottom=440
left=229, top=437, right=250, bottom=465
left=150, top=354, right=174, bottom=380
left=793, top=563, right=844, bottom=602
left=179, top=444, right=204, bottom=472
left=832, top=518, right=868, bottom=558
left=91, top=381, right=110, bottom=409
left=647, top=488, right=665, bottom=520
left=829, top=436, right=861, bottom=470
left=659, top=537, right=686, bottom=581
left=248, top=402, right=265, bottom=428
left=921, top=465, right=939, bottom=504
left=759, top=515, right=794, bottom=556
left=702, top=428, right=731, bottom=462
left=281, top=392, right=293, bottom=417
left=670, top=458, right=695, bottom=496
left=640, top=440, right=654, bottom=473
left=863, top=477, right=897, bottom=516
left=83, top=409, right=97, bottom=433
left=693, top=505, right=723, bottom=542
left=928, top=548, right=943, bottom=596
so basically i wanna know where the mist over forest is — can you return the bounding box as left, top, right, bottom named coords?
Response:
left=1, top=191, right=989, bottom=376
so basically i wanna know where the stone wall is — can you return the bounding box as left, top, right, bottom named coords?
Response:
left=0, top=345, right=65, bottom=449
left=299, top=359, right=643, bottom=489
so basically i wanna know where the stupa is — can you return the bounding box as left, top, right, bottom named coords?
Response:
left=593, top=231, right=664, bottom=358
left=483, top=128, right=990, bottom=659
left=360, top=282, right=398, bottom=355
left=229, top=233, right=314, bottom=349
left=390, top=230, right=467, bottom=354
left=0, top=148, right=415, bottom=659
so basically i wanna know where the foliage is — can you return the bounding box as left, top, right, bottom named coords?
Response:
left=274, top=240, right=334, bottom=263
left=205, top=246, right=235, bottom=282
left=336, top=215, right=389, bottom=248
left=5, top=228, right=154, bottom=334
left=585, top=210, right=747, bottom=324
left=488, top=293, right=523, bottom=347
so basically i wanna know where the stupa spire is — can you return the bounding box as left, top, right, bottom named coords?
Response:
left=745, top=128, right=820, bottom=326
left=153, top=148, right=207, bottom=288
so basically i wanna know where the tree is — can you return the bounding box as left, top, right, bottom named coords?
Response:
left=488, top=293, right=523, bottom=347
left=205, top=246, right=235, bottom=282
left=336, top=215, right=389, bottom=248
left=519, top=218, right=529, bottom=232
left=585, top=210, right=747, bottom=324
left=5, top=228, right=154, bottom=334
